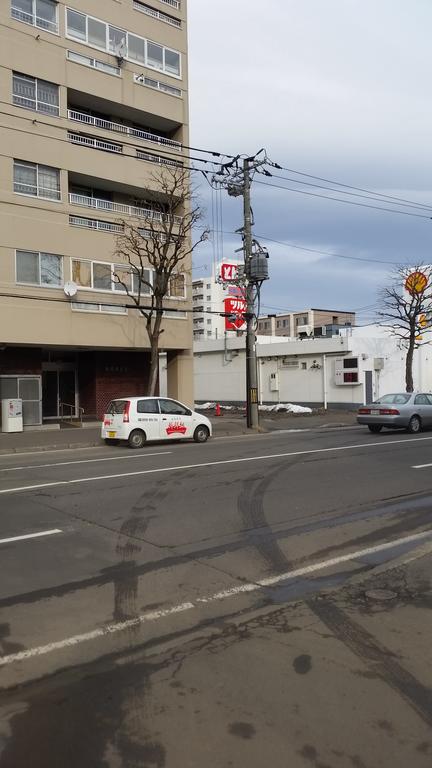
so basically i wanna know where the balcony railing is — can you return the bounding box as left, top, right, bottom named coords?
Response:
left=67, top=132, right=122, bottom=154
left=136, top=150, right=183, bottom=167
left=67, top=109, right=181, bottom=151
left=11, top=6, right=58, bottom=33
left=133, top=1, right=181, bottom=28
left=69, top=193, right=183, bottom=225
left=160, top=0, right=180, bottom=8
left=69, top=215, right=124, bottom=233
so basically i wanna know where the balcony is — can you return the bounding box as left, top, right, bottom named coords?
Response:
left=69, top=193, right=182, bottom=225
left=11, top=5, right=58, bottom=34
left=67, top=110, right=181, bottom=152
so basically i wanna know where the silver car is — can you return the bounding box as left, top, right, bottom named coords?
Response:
left=357, top=392, right=432, bottom=434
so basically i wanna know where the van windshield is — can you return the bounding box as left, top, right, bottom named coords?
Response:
left=106, top=400, right=128, bottom=414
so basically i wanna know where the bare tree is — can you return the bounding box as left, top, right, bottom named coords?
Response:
left=377, top=263, right=432, bottom=392
left=113, top=166, right=208, bottom=396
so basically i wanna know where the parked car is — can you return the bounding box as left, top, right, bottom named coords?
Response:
left=101, top=397, right=212, bottom=448
left=357, top=392, right=432, bottom=433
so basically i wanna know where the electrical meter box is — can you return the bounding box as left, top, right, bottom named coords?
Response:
left=1, top=398, right=23, bottom=433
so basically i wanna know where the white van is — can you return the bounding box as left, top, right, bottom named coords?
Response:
left=101, top=396, right=212, bottom=448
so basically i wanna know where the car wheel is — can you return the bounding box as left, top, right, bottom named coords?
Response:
left=407, top=415, right=421, bottom=434
left=104, top=438, right=119, bottom=446
left=368, top=425, right=382, bottom=433
left=193, top=425, right=210, bottom=443
left=128, top=429, right=146, bottom=449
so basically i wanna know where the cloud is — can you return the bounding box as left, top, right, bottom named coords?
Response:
left=188, top=0, right=432, bottom=311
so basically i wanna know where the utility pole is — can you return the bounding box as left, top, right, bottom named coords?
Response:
left=243, top=158, right=259, bottom=429
left=214, top=150, right=270, bottom=429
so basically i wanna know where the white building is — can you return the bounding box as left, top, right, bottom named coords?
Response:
left=192, top=261, right=243, bottom=341
left=194, top=325, right=432, bottom=408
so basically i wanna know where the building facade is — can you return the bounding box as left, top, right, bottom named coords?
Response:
left=0, top=0, right=192, bottom=425
left=192, top=260, right=243, bottom=340
left=194, top=325, right=431, bottom=409
left=257, top=308, right=356, bottom=338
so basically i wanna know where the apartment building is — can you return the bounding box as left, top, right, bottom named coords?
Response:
left=0, top=0, right=192, bottom=424
left=257, top=308, right=356, bottom=338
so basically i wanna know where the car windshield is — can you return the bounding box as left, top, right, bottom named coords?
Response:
left=106, top=400, right=128, bottom=414
left=373, top=393, right=411, bottom=405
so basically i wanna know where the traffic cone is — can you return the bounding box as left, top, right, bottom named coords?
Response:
left=215, top=403, right=221, bottom=417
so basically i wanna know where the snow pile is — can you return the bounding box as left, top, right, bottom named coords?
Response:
left=259, top=403, right=312, bottom=414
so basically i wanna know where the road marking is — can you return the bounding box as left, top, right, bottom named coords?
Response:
left=0, top=529, right=62, bottom=545
left=0, top=528, right=430, bottom=667
left=0, top=434, right=431, bottom=496
left=0, top=451, right=171, bottom=473
left=412, top=462, right=432, bottom=469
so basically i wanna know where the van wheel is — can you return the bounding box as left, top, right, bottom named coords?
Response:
left=104, top=438, right=119, bottom=445
left=407, top=415, right=421, bottom=434
left=194, top=425, right=209, bottom=443
left=128, top=429, right=146, bottom=449
left=368, top=425, right=382, bottom=433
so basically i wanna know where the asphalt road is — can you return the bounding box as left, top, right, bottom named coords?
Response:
left=0, top=426, right=432, bottom=767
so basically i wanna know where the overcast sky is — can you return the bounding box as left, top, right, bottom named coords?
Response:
left=187, top=0, right=432, bottom=323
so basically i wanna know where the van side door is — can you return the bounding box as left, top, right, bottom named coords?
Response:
left=136, top=398, right=161, bottom=440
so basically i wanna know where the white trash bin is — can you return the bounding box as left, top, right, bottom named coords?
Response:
left=1, top=398, right=23, bottom=433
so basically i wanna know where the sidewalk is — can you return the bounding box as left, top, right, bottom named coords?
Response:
left=0, top=411, right=359, bottom=455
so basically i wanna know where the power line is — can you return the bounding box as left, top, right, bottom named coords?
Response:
left=263, top=171, right=432, bottom=214
left=246, top=233, right=410, bottom=266
left=272, top=162, right=432, bottom=212
left=254, top=179, right=432, bottom=220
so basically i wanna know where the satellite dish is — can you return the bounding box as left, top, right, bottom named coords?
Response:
left=64, top=281, right=78, bottom=298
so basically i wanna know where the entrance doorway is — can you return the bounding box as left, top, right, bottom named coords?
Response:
left=42, top=365, right=77, bottom=419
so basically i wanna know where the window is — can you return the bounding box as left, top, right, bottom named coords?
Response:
left=159, top=398, right=190, bottom=416
left=206, top=294, right=211, bottom=301
left=343, top=358, right=358, bottom=369
left=65, top=8, right=181, bottom=78
left=72, top=260, right=153, bottom=294
left=137, top=399, right=159, bottom=414
left=169, top=273, right=185, bottom=298
left=71, top=302, right=127, bottom=314
left=16, top=250, right=62, bottom=286
left=11, top=0, right=58, bottom=34
left=207, top=319, right=212, bottom=325
left=13, top=73, right=59, bottom=115
left=415, top=394, right=429, bottom=405
left=88, top=17, right=106, bottom=48
left=93, top=263, right=111, bottom=290
left=133, top=73, right=181, bottom=97
left=332, top=316, right=339, bottom=324
left=67, top=50, right=121, bottom=77
left=13, top=160, right=60, bottom=200
left=206, top=283, right=211, bottom=289
left=132, top=268, right=152, bottom=295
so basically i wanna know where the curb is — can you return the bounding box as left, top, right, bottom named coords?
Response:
left=0, top=441, right=102, bottom=455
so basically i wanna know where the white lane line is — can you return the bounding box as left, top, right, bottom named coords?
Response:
left=412, top=462, right=432, bottom=469
left=0, top=451, right=171, bottom=473
left=0, top=528, right=430, bottom=667
left=0, top=434, right=431, bottom=496
left=0, top=529, right=62, bottom=545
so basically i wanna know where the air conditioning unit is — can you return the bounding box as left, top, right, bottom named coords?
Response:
left=297, top=324, right=313, bottom=336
